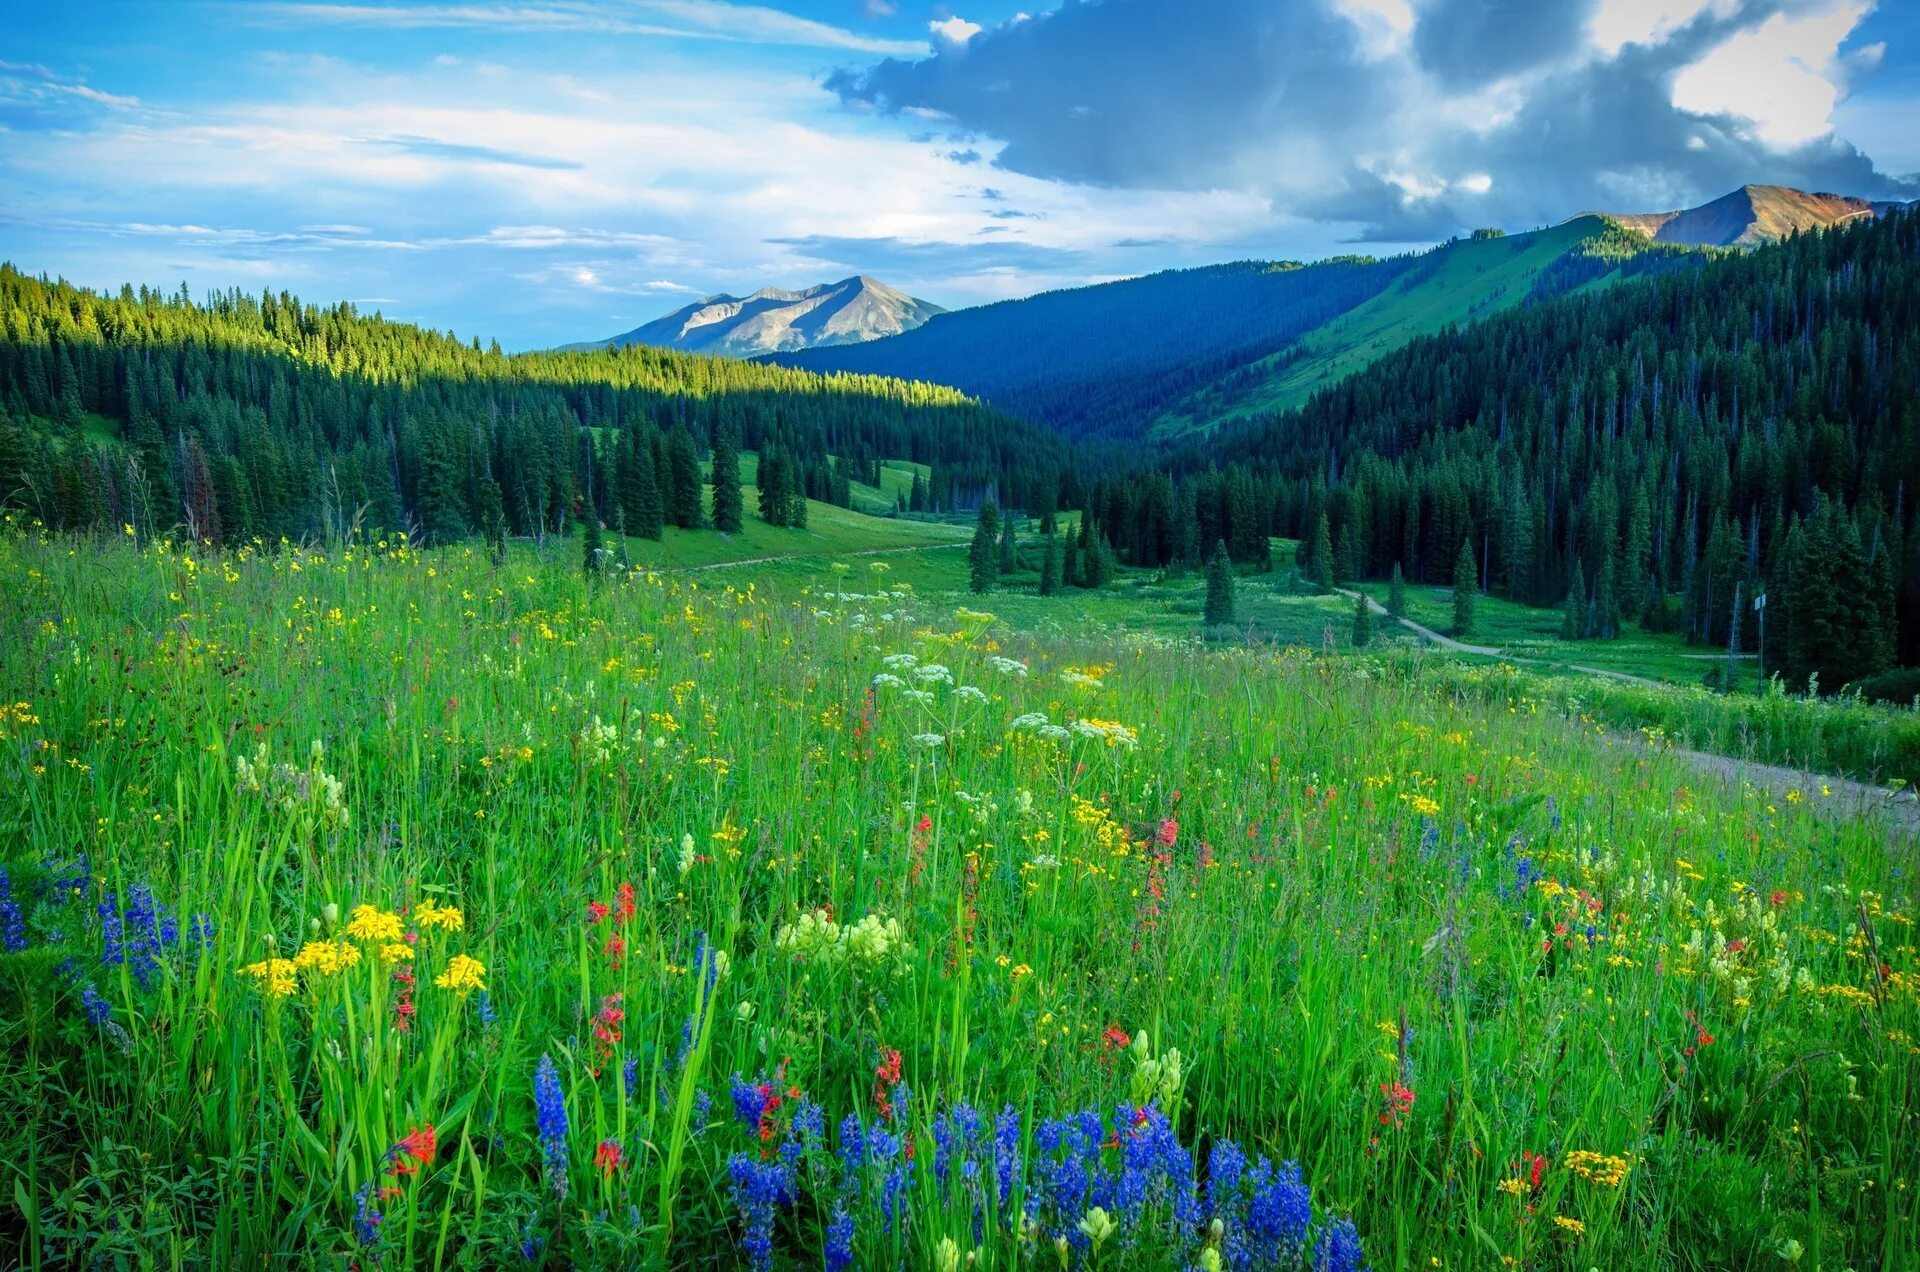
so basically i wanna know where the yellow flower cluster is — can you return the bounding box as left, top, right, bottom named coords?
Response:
left=240, top=957, right=298, bottom=997
left=434, top=954, right=487, bottom=994
left=292, top=939, right=361, bottom=976
left=345, top=904, right=405, bottom=943
left=1562, top=1150, right=1632, bottom=1188
left=415, top=898, right=464, bottom=932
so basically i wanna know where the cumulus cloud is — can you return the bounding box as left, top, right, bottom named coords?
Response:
left=828, top=0, right=1915, bottom=240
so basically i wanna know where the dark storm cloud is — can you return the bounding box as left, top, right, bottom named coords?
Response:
left=828, top=0, right=1917, bottom=241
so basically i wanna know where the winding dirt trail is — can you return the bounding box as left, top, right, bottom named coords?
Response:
left=1334, top=587, right=1918, bottom=837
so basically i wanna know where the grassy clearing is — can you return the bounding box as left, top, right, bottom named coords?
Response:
left=2, top=527, right=1915, bottom=1269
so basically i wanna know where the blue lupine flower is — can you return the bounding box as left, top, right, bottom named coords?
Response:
left=1314, top=1215, right=1367, bottom=1272
left=730, top=1073, right=769, bottom=1130
left=837, top=1113, right=866, bottom=1192
left=475, top=989, right=498, bottom=1028
left=1245, top=1158, right=1312, bottom=1260
left=79, top=983, right=134, bottom=1053
left=792, top=1099, right=825, bottom=1145
left=992, top=1105, right=1021, bottom=1206
left=186, top=912, right=214, bottom=951
left=824, top=1205, right=855, bottom=1272
left=0, top=867, right=26, bottom=953
left=352, top=1179, right=383, bottom=1248
left=726, top=1152, right=794, bottom=1270
left=533, top=1054, right=569, bottom=1198
left=623, top=1054, right=640, bottom=1102
left=518, top=1221, right=544, bottom=1262
left=691, top=1087, right=712, bottom=1135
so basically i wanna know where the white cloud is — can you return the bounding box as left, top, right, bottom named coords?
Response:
left=1332, top=0, right=1415, bottom=61
left=1670, top=0, right=1868, bottom=148
left=930, top=16, right=983, bottom=46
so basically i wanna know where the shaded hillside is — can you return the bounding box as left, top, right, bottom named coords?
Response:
left=779, top=255, right=1415, bottom=439
left=0, top=265, right=1070, bottom=547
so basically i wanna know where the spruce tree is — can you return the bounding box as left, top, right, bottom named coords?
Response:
left=709, top=424, right=742, bottom=533
left=1204, top=539, right=1236, bottom=627
left=1452, top=539, right=1478, bottom=638
left=1562, top=558, right=1586, bottom=640
left=999, top=511, right=1017, bottom=574
left=667, top=426, right=702, bottom=528
left=1039, top=533, right=1061, bottom=596
left=970, top=502, right=1000, bottom=593
left=1593, top=553, right=1620, bottom=640
left=1309, top=512, right=1334, bottom=591
left=1351, top=587, right=1373, bottom=647
left=582, top=510, right=603, bottom=575
left=1388, top=562, right=1407, bottom=619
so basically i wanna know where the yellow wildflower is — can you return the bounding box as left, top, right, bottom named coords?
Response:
left=292, top=939, right=361, bottom=976
left=345, top=904, right=405, bottom=943
left=379, top=943, right=415, bottom=964
left=240, top=957, right=298, bottom=997
left=435, top=954, right=487, bottom=994
left=415, top=899, right=465, bottom=932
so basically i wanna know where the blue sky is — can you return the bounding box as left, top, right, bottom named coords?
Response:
left=2, top=0, right=1915, bottom=349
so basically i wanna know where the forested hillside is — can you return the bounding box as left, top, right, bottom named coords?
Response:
left=1068, top=209, right=1917, bottom=687
left=0, top=266, right=1071, bottom=545
left=783, top=219, right=1703, bottom=441
left=779, top=255, right=1415, bottom=438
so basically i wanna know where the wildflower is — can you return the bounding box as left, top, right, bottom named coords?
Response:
left=1377, top=1081, right=1415, bottom=1130
left=378, top=943, right=415, bottom=964
left=1314, top=1216, right=1367, bottom=1271
left=293, top=938, right=362, bottom=976
left=1553, top=1215, right=1586, bottom=1237
left=534, top=1054, right=570, bottom=1198
left=398, top=1124, right=437, bottom=1167
left=352, top=1179, right=383, bottom=1248
left=824, top=1206, right=856, bottom=1272
left=79, top=984, right=135, bottom=1053
left=414, top=899, right=464, bottom=932
left=935, top=1236, right=961, bottom=1272
left=1078, top=1206, right=1116, bottom=1251
left=0, top=867, right=26, bottom=953
left=594, top=1139, right=625, bottom=1178
left=727, top=1153, right=795, bottom=1270
left=345, top=905, right=404, bottom=944
left=240, top=957, right=299, bottom=997
left=912, top=732, right=947, bottom=749
left=586, top=900, right=611, bottom=924
left=435, top=954, right=486, bottom=994
left=475, top=989, right=498, bottom=1027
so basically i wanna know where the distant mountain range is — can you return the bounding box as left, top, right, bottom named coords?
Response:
left=778, top=184, right=1911, bottom=440
left=1590, top=183, right=1907, bottom=247
left=568, top=276, right=943, bottom=358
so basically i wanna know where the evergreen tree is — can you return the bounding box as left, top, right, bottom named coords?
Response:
left=1308, top=512, right=1334, bottom=591
left=1593, top=552, right=1621, bottom=640
left=667, top=426, right=702, bottom=528
left=1388, top=562, right=1407, bottom=619
left=582, top=510, right=603, bottom=575
left=1562, top=558, right=1586, bottom=640
left=1039, top=533, right=1061, bottom=596
left=1351, top=588, right=1373, bottom=647
left=999, top=511, right=1017, bottom=574
left=1452, top=539, right=1478, bottom=637
left=709, top=424, right=742, bottom=533
left=970, top=502, right=1000, bottom=594
left=1205, top=539, right=1236, bottom=627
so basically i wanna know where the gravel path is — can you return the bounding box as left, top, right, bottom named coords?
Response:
left=1335, top=587, right=1917, bottom=837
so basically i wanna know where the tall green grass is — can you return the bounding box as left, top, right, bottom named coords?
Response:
left=0, top=525, right=1914, bottom=1268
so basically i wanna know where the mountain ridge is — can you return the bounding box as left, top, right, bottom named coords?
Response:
left=1584, top=183, right=1904, bottom=247
left=569, top=275, right=943, bottom=358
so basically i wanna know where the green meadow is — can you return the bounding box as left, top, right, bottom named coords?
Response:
left=1, top=519, right=1915, bottom=1270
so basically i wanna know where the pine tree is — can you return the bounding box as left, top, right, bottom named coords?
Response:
left=667, top=426, right=702, bottom=528
left=970, top=502, right=1000, bottom=593
left=1351, top=588, right=1373, bottom=648
left=582, top=510, right=603, bottom=575
left=999, top=511, right=1017, bottom=574
left=1562, top=558, right=1586, bottom=640
left=1388, top=562, right=1407, bottom=619
left=709, top=424, right=742, bottom=533
left=1593, top=552, right=1620, bottom=639
left=1309, top=512, right=1334, bottom=591
left=1204, top=539, right=1236, bottom=627
left=1452, top=539, right=1478, bottom=638
left=1039, top=533, right=1061, bottom=595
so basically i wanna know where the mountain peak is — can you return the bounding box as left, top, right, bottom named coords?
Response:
left=572, top=276, right=945, bottom=358
left=1592, top=183, right=1897, bottom=247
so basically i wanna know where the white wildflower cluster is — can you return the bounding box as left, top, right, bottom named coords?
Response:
left=1069, top=719, right=1138, bottom=747
left=912, top=733, right=947, bottom=750
left=1127, top=1031, right=1185, bottom=1109
left=1009, top=712, right=1074, bottom=743
left=987, top=656, right=1029, bottom=678
left=953, top=789, right=1000, bottom=825
left=955, top=685, right=988, bottom=704
left=1060, top=669, right=1104, bottom=689
left=236, top=741, right=349, bottom=828
left=677, top=831, right=697, bottom=877
left=881, top=653, right=920, bottom=671
left=912, top=663, right=955, bottom=686
left=579, top=715, right=620, bottom=764
left=773, top=909, right=910, bottom=969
